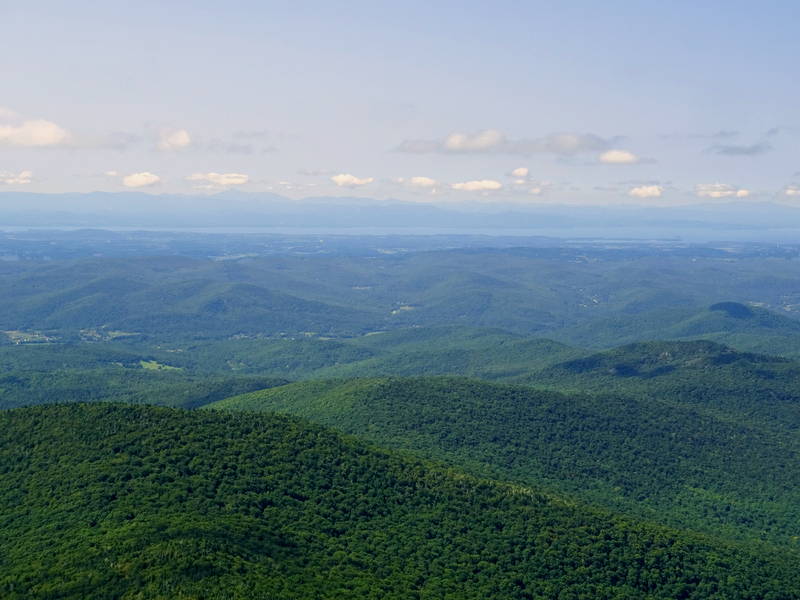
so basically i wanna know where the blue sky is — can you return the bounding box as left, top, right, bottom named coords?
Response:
left=1, top=0, right=799, bottom=204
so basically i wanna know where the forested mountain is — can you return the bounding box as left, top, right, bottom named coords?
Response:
left=307, top=326, right=588, bottom=380
left=2, top=403, right=800, bottom=599
left=2, top=252, right=800, bottom=352
left=0, top=326, right=582, bottom=410
left=550, top=301, right=800, bottom=351
left=0, top=368, right=287, bottom=410
left=527, top=339, right=800, bottom=425
left=211, top=374, right=800, bottom=547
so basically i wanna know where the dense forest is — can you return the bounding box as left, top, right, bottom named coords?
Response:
left=2, top=403, right=800, bottom=599
left=210, top=372, right=800, bottom=547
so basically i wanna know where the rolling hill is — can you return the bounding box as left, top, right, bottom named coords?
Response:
left=525, top=339, right=800, bottom=429
left=550, top=302, right=800, bottom=353
left=2, top=403, right=800, bottom=599
left=210, top=373, right=800, bottom=547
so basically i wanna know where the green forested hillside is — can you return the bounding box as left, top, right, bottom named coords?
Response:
left=309, top=326, right=588, bottom=379
left=0, top=369, right=287, bottom=410
left=174, top=326, right=581, bottom=380
left=211, top=375, right=800, bottom=547
left=0, top=258, right=376, bottom=340
left=0, top=342, right=164, bottom=371
left=2, top=253, right=800, bottom=351
left=0, top=320, right=795, bottom=391
left=0, top=337, right=377, bottom=378
left=526, top=340, right=800, bottom=429
left=2, top=403, right=800, bottom=599
left=0, top=326, right=578, bottom=411
left=0, top=326, right=584, bottom=410
left=550, top=302, right=800, bottom=353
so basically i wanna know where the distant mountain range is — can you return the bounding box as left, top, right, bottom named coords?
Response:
left=3, top=191, right=800, bottom=235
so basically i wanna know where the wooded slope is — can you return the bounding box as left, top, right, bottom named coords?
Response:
left=2, top=403, right=800, bottom=599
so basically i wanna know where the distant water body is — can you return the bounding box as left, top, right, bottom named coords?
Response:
left=1, top=225, right=800, bottom=244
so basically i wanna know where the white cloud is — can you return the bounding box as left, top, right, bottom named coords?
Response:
left=528, top=187, right=542, bottom=195
left=396, top=130, right=607, bottom=155
left=104, top=171, right=119, bottom=177
left=0, top=108, right=137, bottom=149
left=332, top=174, right=373, bottom=187
left=599, top=150, right=647, bottom=164
left=695, top=183, right=752, bottom=198
left=509, top=167, right=529, bottom=177
left=187, top=172, right=249, bottom=185
left=452, top=180, right=502, bottom=192
left=156, top=128, right=192, bottom=151
left=0, top=120, right=69, bottom=146
left=0, top=171, right=33, bottom=184
left=146, top=124, right=192, bottom=151
left=628, top=185, right=662, bottom=198
left=782, top=184, right=800, bottom=197
left=123, top=172, right=160, bottom=187
left=409, top=176, right=437, bottom=187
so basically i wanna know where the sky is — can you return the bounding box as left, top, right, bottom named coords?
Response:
left=1, top=0, right=799, bottom=206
